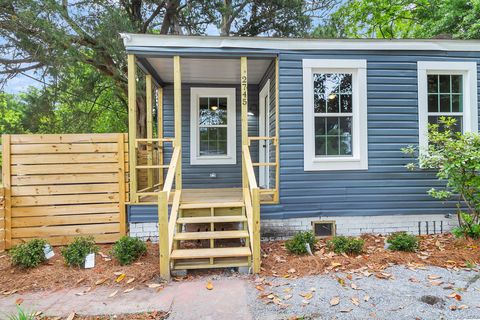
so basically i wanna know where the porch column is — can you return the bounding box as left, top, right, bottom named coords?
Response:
left=146, top=74, right=153, bottom=188
left=127, top=54, right=137, bottom=203
left=157, top=86, right=164, bottom=186
left=173, top=55, right=182, bottom=190
left=241, top=56, right=248, bottom=188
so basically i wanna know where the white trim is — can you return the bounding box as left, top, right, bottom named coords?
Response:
left=122, top=33, right=480, bottom=52
left=417, top=61, right=478, bottom=151
left=190, top=87, right=236, bottom=165
left=259, top=79, right=270, bottom=188
left=303, top=59, right=368, bottom=171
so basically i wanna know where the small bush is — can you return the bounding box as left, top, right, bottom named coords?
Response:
left=386, top=232, right=419, bottom=252
left=61, top=236, right=99, bottom=267
left=9, top=239, right=48, bottom=268
left=327, top=236, right=364, bottom=255
left=111, top=236, right=147, bottom=265
left=451, top=212, right=480, bottom=239
left=285, top=231, right=317, bottom=255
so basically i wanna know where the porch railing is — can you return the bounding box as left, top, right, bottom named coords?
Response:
left=242, top=145, right=261, bottom=273
left=158, top=146, right=181, bottom=279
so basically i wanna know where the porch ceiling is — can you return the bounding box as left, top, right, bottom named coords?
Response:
left=145, top=57, right=272, bottom=85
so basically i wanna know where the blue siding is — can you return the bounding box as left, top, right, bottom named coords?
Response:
left=128, top=48, right=480, bottom=222
left=261, top=50, right=480, bottom=219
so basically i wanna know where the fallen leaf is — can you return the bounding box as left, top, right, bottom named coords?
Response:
left=351, top=297, right=360, bottom=306
left=206, top=281, right=214, bottom=290
left=256, top=285, right=265, bottom=291
left=284, top=294, right=293, bottom=300
left=458, top=304, right=468, bottom=310
left=147, top=283, right=162, bottom=289
left=283, top=288, right=292, bottom=293
left=95, top=278, right=108, bottom=286
left=75, top=278, right=85, bottom=285
left=340, top=308, right=353, bottom=313
left=428, top=274, right=441, bottom=280
left=123, top=287, right=135, bottom=293
left=330, top=296, right=340, bottom=306
left=450, top=305, right=457, bottom=311
left=126, top=277, right=135, bottom=284
left=429, top=280, right=444, bottom=286
left=115, top=273, right=126, bottom=283
left=15, top=298, right=23, bottom=305
left=113, top=271, right=124, bottom=276
left=364, top=295, right=370, bottom=302
left=287, top=268, right=296, bottom=273
left=109, top=290, right=118, bottom=298
left=66, top=312, right=75, bottom=320
left=351, top=283, right=359, bottom=290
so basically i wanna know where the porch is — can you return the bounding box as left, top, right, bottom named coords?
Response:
left=126, top=52, right=280, bottom=277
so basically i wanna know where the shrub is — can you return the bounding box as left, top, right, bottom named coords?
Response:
left=285, top=231, right=317, bottom=255
left=9, top=239, right=48, bottom=268
left=111, top=236, right=147, bottom=265
left=401, top=117, right=480, bottom=239
left=327, top=236, right=364, bottom=255
left=451, top=212, right=480, bottom=239
left=61, top=236, right=99, bottom=267
left=386, top=232, right=419, bottom=252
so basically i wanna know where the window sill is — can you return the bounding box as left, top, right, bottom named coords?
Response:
left=191, top=156, right=236, bottom=166
left=305, top=157, right=368, bottom=171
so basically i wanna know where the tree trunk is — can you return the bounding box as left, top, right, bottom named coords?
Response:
left=220, top=0, right=233, bottom=36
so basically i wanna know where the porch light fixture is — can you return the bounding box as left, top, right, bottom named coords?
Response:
left=328, top=93, right=337, bottom=100
left=248, top=110, right=254, bottom=116
left=210, top=105, right=218, bottom=111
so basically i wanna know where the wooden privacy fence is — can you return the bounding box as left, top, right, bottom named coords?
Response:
left=0, top=186, right=5, bottom=251
left=1, top=133, right=128, bottom=249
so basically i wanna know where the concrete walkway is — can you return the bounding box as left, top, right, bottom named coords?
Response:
left=0, top=279, right=252, bottom=320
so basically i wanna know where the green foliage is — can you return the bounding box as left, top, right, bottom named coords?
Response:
left=402, top=117, right=480, bottom=239
left=9, top=239, right=48, bottom=268
left=327, top=236, right=364, bottom=255
left=5, top=305, right=35, bottom=320
left=61, top=236, right=99, bottom=268
left=111, top=236, right=147, bottom=265
left=285, top=231, right=317, bottom=255
left=386, top=232, right=419, bottom=252
left=451, top=212, right=480, bottom=239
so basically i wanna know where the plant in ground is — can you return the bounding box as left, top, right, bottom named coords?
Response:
left=386, top=232, right=419, bottom=252
left=111, top=236, right=147, bottom=265
left=327, top=236, right=364, bottom=255
left=9, top=239, right=48, bottom=268
left=5, top=305, right=35, bottom=320
left=285, top=231, right=317, bottom=255
left=402, top=117, right=480, bottom=239
left=61, top=236, right=99, bottom=267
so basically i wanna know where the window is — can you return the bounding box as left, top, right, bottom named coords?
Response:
left=190, top=88, right=236, bottom=165
left=418, top=62, right=478, bottom=150
left=303, top=59, right=368, bottom=171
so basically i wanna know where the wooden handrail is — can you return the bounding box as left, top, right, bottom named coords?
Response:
left=242, top=145, right=257, bottom=189
left=163, top=146, right=181, bottom=196
left=168, top=190, right=182, bottom=253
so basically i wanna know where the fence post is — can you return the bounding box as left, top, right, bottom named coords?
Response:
left=2, top=135, right=11, bottom=249
left=118, top=134, right=127, bottom=235
left=252, top=187, right=261, bottom=273
left=158, top=190, right=170, bottom=279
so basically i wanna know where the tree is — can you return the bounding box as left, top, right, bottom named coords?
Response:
left=331, top=0, right=480, bottom=39
left=1, top=1, right=338, bottom=135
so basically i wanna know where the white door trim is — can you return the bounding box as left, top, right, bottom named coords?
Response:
left=259, top=79, right=270, bottom=188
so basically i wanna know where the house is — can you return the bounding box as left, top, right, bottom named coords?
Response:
left=121, top=34, right=480, bottom=276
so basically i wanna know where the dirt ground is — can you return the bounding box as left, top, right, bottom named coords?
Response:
left=260, top=233, right=480, bottom=278
left=41, top=312, right=168, bottom=320
left=0, top=234, right=478, bottom=296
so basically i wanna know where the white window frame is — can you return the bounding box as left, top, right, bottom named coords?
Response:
left=190, top=87, right=236, bottom=165
left=302, top=59, right=368, bottom=171
left=417, top=61, right=478, bottom=151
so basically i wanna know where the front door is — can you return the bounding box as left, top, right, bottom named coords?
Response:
left=259, top=81, right=270, bottom=189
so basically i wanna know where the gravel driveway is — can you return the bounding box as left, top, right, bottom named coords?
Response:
left=247, top=265, right=480, bottom=319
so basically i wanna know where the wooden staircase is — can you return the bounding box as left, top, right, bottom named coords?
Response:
left=170, top=199, right=252, bottom=271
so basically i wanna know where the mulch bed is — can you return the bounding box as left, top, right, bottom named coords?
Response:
left=0, top=234, right=478, bottom=297
left=260, top=233, right=480, bottom=278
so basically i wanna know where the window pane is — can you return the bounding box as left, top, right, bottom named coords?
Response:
left=439, top=94, right=450, bottom=112
left=340, top=74, right=352, bottom=93
left=427, top=75, right=438, bottom=93
left=451, top=75, right=462, bottom=93
left=326, top=117, right=339, bottom=135
left=315, top=135, right=327, bottom=156
left=199, top=127, right=227, bottom=156
left=326, top=136, right=339, bottom=155
left=315, top=117, right=326, bottom=135
left=314, top=92, right=326, bottom=113
left=428, top=94, right=438, bottom=112
left=327, top=94, right=339, bottom=113
left=340, top=94, right=352, bottom=113
left=451, top=94, right=462, bottom=112
left=339, top=117, right=353, bottom=155
left=199, top=97, right=227, bottom=126
left=428, top=116, right=463, bottom=133
left=439, top=75, right=450, bottom=93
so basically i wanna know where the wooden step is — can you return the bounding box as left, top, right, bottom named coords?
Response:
left=177, top=215, right=247, bottom=224
left=180, top=201, right=245, bottom=209
left=170, top=247, right=251, bottom=260
left=173, top=257, right=250, bottom=270
left=174, top=230, right=249, bottom=241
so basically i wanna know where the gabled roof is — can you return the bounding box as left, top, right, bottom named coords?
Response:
left=121, top=33, right=480, bottom=52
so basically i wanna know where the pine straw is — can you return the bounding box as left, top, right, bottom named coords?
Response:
left=260, top=233, right=480, bottom=277
left=0, top=242, right=161, bottom=295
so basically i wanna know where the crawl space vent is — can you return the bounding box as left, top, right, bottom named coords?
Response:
left=312, top=221, right=336, bottom=238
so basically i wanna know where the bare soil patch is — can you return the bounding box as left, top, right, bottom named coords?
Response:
left=41, top=311, right=167, bottom=320
left=260, top=233, right=480, bottom=278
